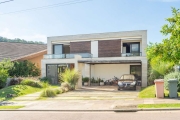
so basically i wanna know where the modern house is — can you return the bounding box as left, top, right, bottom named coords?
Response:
left=41, top=30, right=147, bottom=88
left=0, top=42, right=47, bottom=69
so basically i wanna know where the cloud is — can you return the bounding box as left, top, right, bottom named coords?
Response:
left=0, top=28, right=47, bottom=43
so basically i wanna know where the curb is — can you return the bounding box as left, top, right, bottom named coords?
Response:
left=1, top=108, right=180, bottom=112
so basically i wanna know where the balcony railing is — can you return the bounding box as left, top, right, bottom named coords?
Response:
left=121, top=52, right=142, bottom=57
left=44, top=53, right=92, bottom=59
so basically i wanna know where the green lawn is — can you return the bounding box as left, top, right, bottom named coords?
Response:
left=139, top=85, right=180, bottom=98
left=0, top=106, right=24, bottom=109
left=0, top=85, right=42, bottom=101
left=138, top=103, right=180, bottom=108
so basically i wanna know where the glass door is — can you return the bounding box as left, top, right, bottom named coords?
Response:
left=47, top=65, right=58, bottom=84
left=130, top=43, right=140, bottom=56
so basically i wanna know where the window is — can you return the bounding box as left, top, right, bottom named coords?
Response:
left=123, top=42, right=140, bottom=53
left=53, top=44, right=63, bottom=54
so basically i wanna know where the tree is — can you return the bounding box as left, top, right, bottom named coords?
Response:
left=0, top=59, right=13, bottom=88
left=146, top=7, right=180, bottom=83
left=0, top=36, right=44, bottom=44
left=0, top=59, right=14, bottom=71
left=148, top=7, right=180, bottom=64
left=9, top=60, right=40, bottom=77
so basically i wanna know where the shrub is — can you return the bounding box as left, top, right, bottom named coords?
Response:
left=60, top=87, right=65, bottom=93
left=60, top=69, right=79, bottom=90
left=148, top=69, right=163, bottom=85
left=39, top=77, right=51, bottom=84
left=82, top=77, right=89, bottom=82
left=61, top=82, right=71, bottom=90
left=64, top=87, right=69, bottom=92
left=41, top=82, right=50, bottom=88
left=9, top=78, right=20, bottom=86
left=20, top=79, right=43, bottom=88
left=9, top=60, right=40, bottom=77
left=0, top=69, right=8, bottom=89
left=54, top=89, right=62, bottom=94
left=164, top=72, right=180, bottom=92
left=40, top=88, right=56, bottom=97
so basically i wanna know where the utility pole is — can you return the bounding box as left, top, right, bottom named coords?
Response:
left=0, top=0, right=13, bottom=4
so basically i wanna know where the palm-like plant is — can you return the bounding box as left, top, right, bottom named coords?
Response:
left=60, top=68, right=79, bottom=90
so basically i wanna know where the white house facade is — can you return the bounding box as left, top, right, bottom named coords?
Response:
left=41, top=30, right=147, bottom=88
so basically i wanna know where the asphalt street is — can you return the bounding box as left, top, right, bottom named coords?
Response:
left=0, top=111, right=180, bottom=120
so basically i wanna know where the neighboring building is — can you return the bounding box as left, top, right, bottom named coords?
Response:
left=42, top=30, right=147, bottom=88
left=0, top=42, right=47, bottom=69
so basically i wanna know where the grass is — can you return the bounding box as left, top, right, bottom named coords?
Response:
left=0, top=106, right=24, bottom=109
left=138, top=85, right=177, bottom=98
left=0, top=85, right=42, bottom=101
left=138, top=103, right=180, bottom=108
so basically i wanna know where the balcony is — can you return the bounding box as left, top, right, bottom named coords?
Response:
left=44, top=53, right=92, bottom=59
left=121, top=52, right=142, bottom=57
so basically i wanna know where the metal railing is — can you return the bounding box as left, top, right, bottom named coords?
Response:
left=44, top=53, right=92, bottom=59
left=121, top=52, right=142, bottom=57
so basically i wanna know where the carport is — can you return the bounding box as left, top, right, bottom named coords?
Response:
left=78, top=60, right=142, bottom=87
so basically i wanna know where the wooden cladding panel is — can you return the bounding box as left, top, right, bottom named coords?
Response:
left=98, top=40, right=121, bottom=57
left=70, top=41, right=91, bottom=53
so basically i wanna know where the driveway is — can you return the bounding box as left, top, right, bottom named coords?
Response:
left=51, top=86, right=139, bottom=100
left=14, top=86, right=140, bottom=110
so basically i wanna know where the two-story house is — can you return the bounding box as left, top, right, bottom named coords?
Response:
left=41, top=30, right=147, bottom=88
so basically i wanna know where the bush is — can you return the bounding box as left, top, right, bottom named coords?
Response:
left=60, top=69, right=79, bottom=90
left=164, top=72, right=180, bottom=92
left=39, top=77, right=51, bottom=84
left=9, top=60, right=40, bottom=77
left=60, top=87, right=65, bottom=93
left=54, top=89, right=62, bottom=94
left=148, top=69, right=163, bottom=85
left=61, top=82, right=71, bottom=90
left=40, top=88, right=56, bottom=97
left=82, top=77, right=89, bottom=82
left=41, top=82, right=50, bottom=88
left=9, top=78, right=23, bottom=86
left=0, top=69, right=8, bottom=89
left=20, top=79, right=43, bottom=88
left=64, top=87, right=69, bottom=92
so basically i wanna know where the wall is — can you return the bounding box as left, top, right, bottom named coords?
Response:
left=98, top=40, right=121, bottom=57
left=28, top=54, right=44, bottom=70
left=91, top=41, right=98, bottom=57
left=86, top=64, right=130, bottom=80
left=70, top=41, right=91, bottom=53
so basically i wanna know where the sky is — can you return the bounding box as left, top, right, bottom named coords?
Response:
left=0, top=0, right=179, bottom=43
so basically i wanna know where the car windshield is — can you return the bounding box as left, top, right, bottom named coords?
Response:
left=120, top=74, right=135, bottom=80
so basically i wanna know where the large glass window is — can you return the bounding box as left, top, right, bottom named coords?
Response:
left=131, top=44, right=139, bottom=53
left=53, top=44, right=63, bottom=54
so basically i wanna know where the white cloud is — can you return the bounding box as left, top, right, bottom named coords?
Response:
left=0, top=28, right=47, bottom=43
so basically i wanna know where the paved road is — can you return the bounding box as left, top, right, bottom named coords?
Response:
left=0, top=111, right=180, bottom=120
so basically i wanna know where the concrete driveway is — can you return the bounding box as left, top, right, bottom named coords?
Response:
left=51, top=86, right=139, bottom=100
left=15, top=86, right=140, bottom=110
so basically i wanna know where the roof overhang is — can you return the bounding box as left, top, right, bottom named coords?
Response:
left=12, top=50, right=47, bottom=61
left=78, top=60, right=142, bottom=64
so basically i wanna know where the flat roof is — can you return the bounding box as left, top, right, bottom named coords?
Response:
left=78, top=60, right=142, bottom=64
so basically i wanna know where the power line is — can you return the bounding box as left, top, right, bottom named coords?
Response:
left=0, top=0, right=93, bottom=15
left=0, top=0, right=13, bottom=4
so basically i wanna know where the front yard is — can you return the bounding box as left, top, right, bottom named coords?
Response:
left=139, top=85, right=180, bottom=98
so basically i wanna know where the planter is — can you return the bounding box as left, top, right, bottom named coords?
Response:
left=84, top=82, right=88, bottom=86
left=91, top=83, right=99, bottom=86
left=100, top=82, right=104, bottom=86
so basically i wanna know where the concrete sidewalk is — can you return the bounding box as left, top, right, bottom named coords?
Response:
left=4, top=86, right=179, bottom=111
